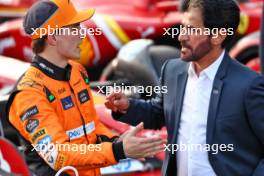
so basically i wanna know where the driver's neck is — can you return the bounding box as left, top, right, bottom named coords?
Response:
left=38, top=48, right=68, bottom=69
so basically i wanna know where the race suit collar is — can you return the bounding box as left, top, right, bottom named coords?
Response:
left=31, top=55, right=72, bottom=81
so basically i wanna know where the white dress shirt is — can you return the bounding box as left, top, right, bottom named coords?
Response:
left=176, top=51, right=225, bottom=176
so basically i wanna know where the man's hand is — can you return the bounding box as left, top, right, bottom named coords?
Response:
left=122, top=122, right=165, bottom=159
left=105, top=92, right=129, bottom=113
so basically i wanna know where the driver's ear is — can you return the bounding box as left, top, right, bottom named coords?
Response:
left=46, top=34, right=56, bottom=46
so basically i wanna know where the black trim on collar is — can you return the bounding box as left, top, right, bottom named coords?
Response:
left=31, top=55, right=72, bottom=81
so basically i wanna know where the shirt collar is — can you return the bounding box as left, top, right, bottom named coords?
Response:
left=31, top=55, right=72, bottom=81
left=188, top=50, right=225, bottom=81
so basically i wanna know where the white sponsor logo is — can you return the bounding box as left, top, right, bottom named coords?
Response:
left=45, top=149, right=58, bottom=168
left=66, top=121, right=95, bottom=140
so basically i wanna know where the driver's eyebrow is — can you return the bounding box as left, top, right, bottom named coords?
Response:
left=187, top=25, right=196, bottom=29
left=182, top=24, right=195, bottom=28
left=72, top=23, right=81, bottom=27
left=67, top=24, right=80, bottom=29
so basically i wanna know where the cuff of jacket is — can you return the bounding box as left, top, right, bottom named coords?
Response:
left=112, top=141, right=126, bottom=161
left=111, top=111, right=124, bottom=120
left=97, top=135, right=119, bottom=143
left=112, top=98, right=134, bottom=120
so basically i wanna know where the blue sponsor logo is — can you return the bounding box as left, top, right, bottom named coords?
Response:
left=37, top=135, right=52, bottom=145
left=61, top=96, right=74, bottom=110
left=36, top=135, right=52, bottom=151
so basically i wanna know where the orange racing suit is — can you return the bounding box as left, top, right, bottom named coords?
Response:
left=6, top=55, right=125, bottom=176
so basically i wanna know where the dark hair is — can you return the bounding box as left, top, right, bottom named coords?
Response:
left=181, top=0, right=240, bottom=48
left=31, top=36, right=47, bottom=54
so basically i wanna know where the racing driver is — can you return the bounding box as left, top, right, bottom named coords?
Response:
left=5, top=0, right=164, bottom=175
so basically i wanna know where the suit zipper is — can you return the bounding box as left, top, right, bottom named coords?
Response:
left=69, top=84, right=89, bottom=144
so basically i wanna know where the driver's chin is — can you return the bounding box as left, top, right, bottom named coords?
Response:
left=76, top=52, right=82, bottom=60
left=64, top=52, right=80, bottom=60
left=71, top=48, right=81, bottom=60
left=71, top=54, right=81, bottom=60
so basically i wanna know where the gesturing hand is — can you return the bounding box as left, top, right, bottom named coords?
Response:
left=122, top=122, right=166, bottom=159
left=105, top=92, right=129, bottom=113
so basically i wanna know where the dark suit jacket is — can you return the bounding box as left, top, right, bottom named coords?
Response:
left=113, top=53, right=264, bottom=176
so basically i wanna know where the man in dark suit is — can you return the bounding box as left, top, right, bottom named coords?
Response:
left=105, top=0, right=264, bottom=175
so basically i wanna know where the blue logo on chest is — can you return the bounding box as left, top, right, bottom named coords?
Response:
left=61, top=96, right=74, bottom=110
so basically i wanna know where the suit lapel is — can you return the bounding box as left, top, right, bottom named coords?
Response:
left=163, top=62, right=188, bottom=176
left=206, top=79, right=223, bottom=145
left=169, top=61, right=190, bottom=144
left=206, top=53, right=230, bottom=145
left=172, top=72, right=188, bottom=143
